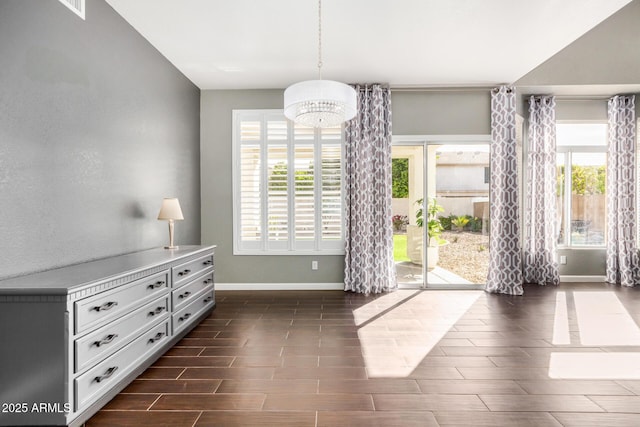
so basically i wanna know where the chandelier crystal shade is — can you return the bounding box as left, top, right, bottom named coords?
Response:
left=284, top=0, right=357, bottom=128
left=284, top=80, right=357, bottom=128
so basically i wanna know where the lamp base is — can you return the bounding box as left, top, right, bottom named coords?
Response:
left=164, top=220, right=178, bottom=250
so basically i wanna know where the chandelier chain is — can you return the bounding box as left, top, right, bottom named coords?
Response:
left=317, top=0, right=323, bottom=79
left=283, top=0, right=356, bottom=128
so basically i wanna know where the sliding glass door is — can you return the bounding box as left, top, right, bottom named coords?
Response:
left=391, top=145, right=424, bottom=286
left=392, top=138, right=490, bottom=288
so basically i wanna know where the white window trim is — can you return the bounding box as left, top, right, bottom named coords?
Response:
left=556, top=122, right=607, bottom=249
left=232, top=109, right=345, bottom=255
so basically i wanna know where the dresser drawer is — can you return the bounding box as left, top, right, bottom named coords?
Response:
left=75, top=271, right=169, bottom=334
left=75, top=321, right=169, bottom=410
left=172, top=253, right=214, bottom=288
left=172, top=271, right=214, bottom=311
left=172, top=287, right=215, bottom=335
left=74, top=295, right=169, bottom=373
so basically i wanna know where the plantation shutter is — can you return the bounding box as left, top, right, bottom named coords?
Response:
left=233, top=110, right=344, bottom=254
left=238, top=119, right=262, bottom=250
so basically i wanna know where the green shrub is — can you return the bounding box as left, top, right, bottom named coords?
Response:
left=451, top=215, right=470, bottom=231
left=439, top=215, right=452, bottom=231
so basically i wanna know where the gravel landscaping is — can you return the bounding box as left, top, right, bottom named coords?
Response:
left=437, top=231, right=490, bottom=284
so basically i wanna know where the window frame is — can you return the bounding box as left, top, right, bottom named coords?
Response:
left=232, top=109, right=345, bottom=255
left=556, top=122, right=608, bottom=249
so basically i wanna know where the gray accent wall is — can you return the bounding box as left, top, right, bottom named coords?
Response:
left=200, top=89, right=491, bottom=284
left=0, top=0, right=201, bottom=279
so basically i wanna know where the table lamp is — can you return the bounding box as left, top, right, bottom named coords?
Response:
left=157, top=198, right=184, bottom=249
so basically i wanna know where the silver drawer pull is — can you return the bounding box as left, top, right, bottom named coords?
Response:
left=178, top=291, right=192, bottom=299
left=94, top=366, right=118, bottom=383
left=177, top=269, right=191, bottom=277
left=202, top=259, right=213, bottom=266
left=203, top=278, right=213, bottom=284
left=178, top=313, right=192, bottom=322
left=93, top=334, right=118, bottom=347
left=148, top=306, right=165, bottom=316
left=147, top=280, right=165, bottom=290
left=204, top=296, right=214, bottom=303
left=92, top=301, right=118, bottom=312
left=148, top=332, right=165, bottom=344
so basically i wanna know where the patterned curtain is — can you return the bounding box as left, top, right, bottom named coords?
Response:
left=606, top=95, right=640, bottom=287
left=523, top=96, right=560, bottom=286
left=344, top=84, right=396, bottom=294
left=485, top=86, right=523, bottom=295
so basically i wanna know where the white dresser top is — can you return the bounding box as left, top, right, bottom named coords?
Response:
left=0, top=245, right=216, bottom=296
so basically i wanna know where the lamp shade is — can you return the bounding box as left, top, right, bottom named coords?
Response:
left=284, top=79, right=357, bottom=128
left=157, top=198, right=184, bottom=221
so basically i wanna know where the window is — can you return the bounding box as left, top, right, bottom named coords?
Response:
left=233, top=110, right=344, bottom=254
left=556, top=123, right=607, bottom=247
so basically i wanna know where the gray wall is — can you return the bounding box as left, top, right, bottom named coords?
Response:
left=0, top=0, right=201, bottom=279
left=392, top=90, right=491, bottom=135
left=516, top=0, right=640, bottom=87
left=200, top=88, right=491, bottom=284
left=200, top=90, right=345, bottom=284
left=556, top=99, right=607, bottom=122
left=557, top=248, right=607, bottom=277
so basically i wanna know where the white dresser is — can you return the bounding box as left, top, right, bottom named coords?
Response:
left=0, top=245, right=216, bottom=427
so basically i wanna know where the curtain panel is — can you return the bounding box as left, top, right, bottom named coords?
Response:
left=606, top=95, right=640, bottom=287
left=523, top=96, right=560, bottom=286
left=344, top=84, right=396, bottom=294
left=485, top=86, right=524, bottom=295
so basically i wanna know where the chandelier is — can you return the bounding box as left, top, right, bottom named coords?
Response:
left=284, top=0, right=357, bottom=128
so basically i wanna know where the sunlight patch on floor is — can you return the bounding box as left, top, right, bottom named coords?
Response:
left=550, top=290, right=640, bottom=379
left=427, top=267, right=473, bottom=285
left=549, top=352, right=640, bottom=379
left=552, top=291, right=570, bottom=345
left=357, top=290, right=482, bottom=378
left=574, top=292, right=640, bottom=346
left=352, top=290, right=420, bottom=326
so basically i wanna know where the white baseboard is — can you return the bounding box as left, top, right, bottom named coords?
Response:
left=560, top=275, right=606, bottom=283
left=216, top=282, right=344, bottom=291
left=218, top=278, right=606, bottom=289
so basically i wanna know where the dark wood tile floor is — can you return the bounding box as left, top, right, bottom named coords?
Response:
left=86, top=283, right=640, bottom=427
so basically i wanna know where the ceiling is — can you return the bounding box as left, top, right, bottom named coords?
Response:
left=105, top=0, right=632, bottom=90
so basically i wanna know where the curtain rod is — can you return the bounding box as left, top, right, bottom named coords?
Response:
left=390, top=85, right=496, bottom=93
left=551, top=95, right=611, bottom=101
left=388, top=87, right=628, bottom=99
